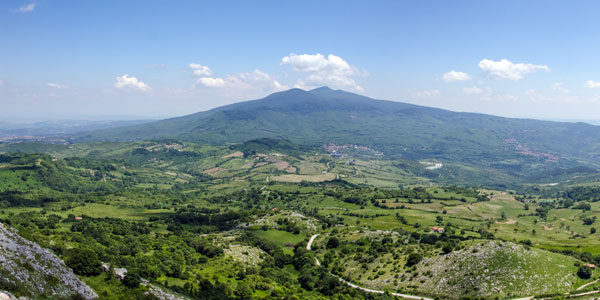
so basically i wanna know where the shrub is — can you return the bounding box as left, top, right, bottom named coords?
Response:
left=66, top=248, right=101, bottom=276
left=123, top=271, right=142, bottom=288
left=326, top=237, right=339, bottom=248
left=577, top=265, right=593, bottom=279
left=406, top=252, right=422, bottom=267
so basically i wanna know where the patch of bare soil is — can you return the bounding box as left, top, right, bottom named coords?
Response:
left=202, top=167, right=223, bottom=174
left=223, top=151, right=244, bottom=158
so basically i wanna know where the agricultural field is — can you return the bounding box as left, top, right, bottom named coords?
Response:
left=2, top=140, right=600, bottom=299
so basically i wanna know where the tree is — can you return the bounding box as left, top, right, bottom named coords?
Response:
left=66, top=247, right=101, bottom=276
left=577, top=265, right=593, bottom=279
left=442, top=243, right=454, bottom=254
left=326, top=237, right=339, bottom=248
left=235, top=282, right=252, bottom=299
left=406, top=252, right=422, bottom=267
left=123, top=271, right=142, bottom=288
left=583, top=217, right=596, bottom=225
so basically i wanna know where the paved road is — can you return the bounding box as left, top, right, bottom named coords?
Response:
left=510, top=278, right=600, bottom=300
left=307, top=234, right=600, bottom=300
left=570, top=290, right=600, bottom=297
left=576, top=278, right=600, bottom=291
left=306, top=234, right=433, bottom=300
left=307, top=234, right=319, bottom=250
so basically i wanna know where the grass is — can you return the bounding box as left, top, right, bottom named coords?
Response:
left=4, top=144, right=600, bottom=299
left=253, top=229, right=307, bottom=254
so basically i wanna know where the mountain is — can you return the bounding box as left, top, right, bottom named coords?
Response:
left=80, top=87, right=600, bottom=171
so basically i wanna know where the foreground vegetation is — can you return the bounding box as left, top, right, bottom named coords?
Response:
left=2, top=139, right=600, bottom=299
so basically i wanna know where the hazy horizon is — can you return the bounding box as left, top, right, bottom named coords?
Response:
left=2, top=85, right=600, bottom=126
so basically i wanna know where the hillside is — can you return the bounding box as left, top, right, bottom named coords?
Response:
left=81, top=87, right=600, bottom=170
left=2, top=151, right=600, bottom=299
left=411, top=240, right=577, bottom=298
left=0, top=222, right=97, bottom=299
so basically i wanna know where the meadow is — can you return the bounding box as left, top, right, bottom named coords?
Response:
left=2, top=140, right=600, bottom=299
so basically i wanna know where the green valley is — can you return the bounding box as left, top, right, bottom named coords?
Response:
left=2, top=137, right=600, bottom=299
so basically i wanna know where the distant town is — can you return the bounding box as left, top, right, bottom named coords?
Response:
left=323, top=143, right=384, bottom=157
left=0, top=135, right=74, bottom=144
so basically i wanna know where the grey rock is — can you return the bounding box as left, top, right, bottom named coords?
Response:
left=0, top=223, right=97, bottom=299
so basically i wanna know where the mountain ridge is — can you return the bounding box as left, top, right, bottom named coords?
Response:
left=79, top=87, right=600, bottom=170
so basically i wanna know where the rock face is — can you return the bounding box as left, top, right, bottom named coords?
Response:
left=144, top=283, right=191, bottom=300
left=0, top=223, right=97, bottom=299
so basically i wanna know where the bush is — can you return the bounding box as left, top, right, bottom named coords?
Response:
left=326, top=237, right=339, bottom=248
left=577, top=265, right=593, bottom=279
left=123, top=271, right=142, bottom=288
left=442, top=243, right=454, bottom=254
left=65, top=247, right=101, bottom=276
left=406, top=252, right=422, bottom=267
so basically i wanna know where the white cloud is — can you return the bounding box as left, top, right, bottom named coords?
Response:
left=47, top=83, right=67, bottom=89
left=189, top=64, right=213, bottom=76
left=443, top=70, right=471, bottom=82
left=114, top=74, right=151, bottom=92
left=15, top=2, right=35, bottom=12
left=413, top=89, right=440, bottom=98
left=584, top=80, right=600, bottom=88
left=552, top=82, right=569, bottom=93
left=195, top=69, right=286, bottom=92
left=196, top=77, right=226, bottom=88
left=281, top=53, right=366, bottom=91
left=478, top=59, right=550, bottom=80
left=463, top=86, right=484, bottom=95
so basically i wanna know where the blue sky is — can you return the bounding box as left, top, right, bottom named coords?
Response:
left=2, top=0, right=600, bottom=121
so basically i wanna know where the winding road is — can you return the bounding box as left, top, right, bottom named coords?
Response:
left=306, top=234, right=433, bottom=300
left=576, top=278, right=600, bottom=291
left=308, top=236, right=600, bottom=300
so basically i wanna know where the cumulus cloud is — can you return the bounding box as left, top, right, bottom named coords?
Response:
left=443, top=70, right=471, bottom=82
left=194, top=67, right=286, bottom=93
left=463, top=86, right=484, bottom=95
left=196, top=77, right=226, bottom=88
left=478, top=59, right=550, bottom=80
left=413, top=89, right=440, bottom=98
left=552, top=82, right=569, bottom=93
left=47, top=83, right=67, bottom=89
left=189, top=64, right=213, bottom=76
left=281, top=53, right=366, bottom=91
left=584, top=80, right=600, bottom=88
left=114, top=74, right=151, bottom=92
left=15, top=2, right=35, bottom=12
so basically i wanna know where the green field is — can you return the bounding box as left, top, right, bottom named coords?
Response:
left=2, top=141, right=600, bottom=299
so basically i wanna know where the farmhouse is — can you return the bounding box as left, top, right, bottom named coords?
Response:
left=431, top=226, right=445, bottom=233
left=584, top=263, right=596, bottom=269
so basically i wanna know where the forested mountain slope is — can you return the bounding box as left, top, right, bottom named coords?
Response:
left=81, top=87, right=600, bottom=169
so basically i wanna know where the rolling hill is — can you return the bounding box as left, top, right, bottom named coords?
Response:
left=80, top=87, right=600, bottom=175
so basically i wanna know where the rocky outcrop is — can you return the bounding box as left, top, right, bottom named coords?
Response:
left=0, top=223, right=97, bottom=299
